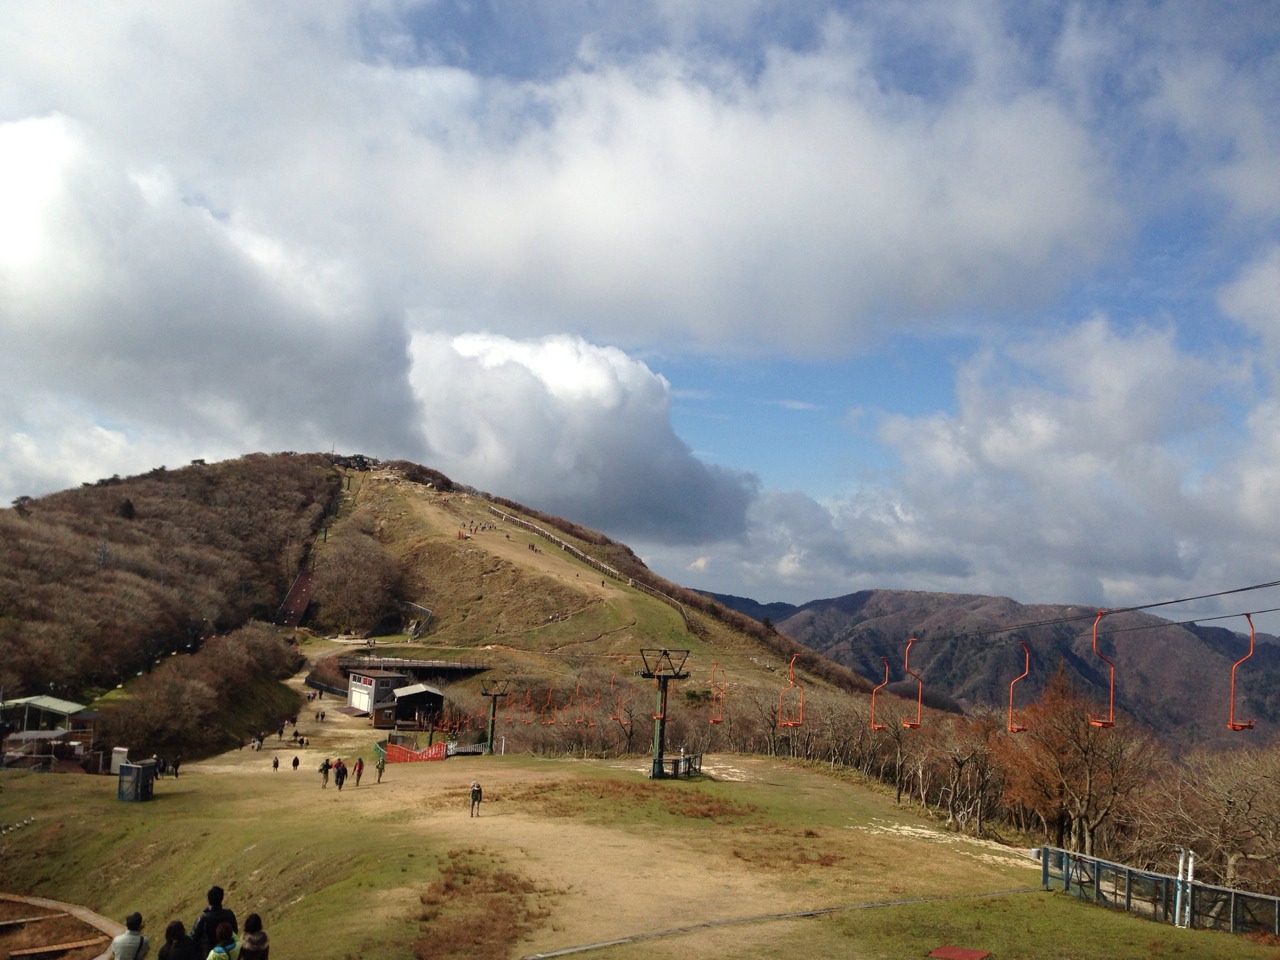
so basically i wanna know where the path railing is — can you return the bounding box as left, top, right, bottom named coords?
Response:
left=1041, top=846, right=1280, bottom=936
left=487, top=505, right=689, bottom=628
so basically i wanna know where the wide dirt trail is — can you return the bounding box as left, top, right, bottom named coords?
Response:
left=198, top=661, right=807, bottom=957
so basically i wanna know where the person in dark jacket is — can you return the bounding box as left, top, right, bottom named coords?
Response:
left=238, top=914, right=269, bottom=960
left=190, top=886, right=237, bottom=956
left=157, top=920, right=200, bottom=960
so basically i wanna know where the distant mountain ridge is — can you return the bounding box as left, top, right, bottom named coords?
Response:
left=708, top=588, right=1280, bottom=749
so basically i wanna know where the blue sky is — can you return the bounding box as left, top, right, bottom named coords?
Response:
left=2, top=1, right=1279, bottom=623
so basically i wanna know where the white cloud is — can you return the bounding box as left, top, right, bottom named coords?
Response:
left=1220, top=245, right=1280, bottom=358
left=407, top=332, right=757, bottom=542
left=647, top=317, right=1268, bottom=611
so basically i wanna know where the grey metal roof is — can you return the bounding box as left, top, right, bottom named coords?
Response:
left=392, top=682, right=443, bottom=699
left=0, top=695, right=87, bottom=715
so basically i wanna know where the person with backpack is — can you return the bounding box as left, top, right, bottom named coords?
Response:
left=110, top=911, right=150, bottom=959
left=470, top=780, right=482, bottom=817
left=206, top=922, right=239, bottom=960
left=190, top=886, right=237, bottom=957
left=318, top=758, right=331, bottom=788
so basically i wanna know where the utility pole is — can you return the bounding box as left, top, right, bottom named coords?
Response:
left=481, top=680, right=510, bottom=755
left=638, top=649, right=689, bottom=779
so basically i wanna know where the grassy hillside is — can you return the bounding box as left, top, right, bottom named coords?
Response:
left=0, top=733, right=1268, bottom=960
left=306, top=470, right=864, bottom=756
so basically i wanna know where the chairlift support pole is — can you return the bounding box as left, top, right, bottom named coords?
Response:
left=480, top=680, right=509, bottom=754
left=639, top=649, right=690, bottom=779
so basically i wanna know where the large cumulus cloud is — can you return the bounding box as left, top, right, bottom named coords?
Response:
left=408, top=333, right=757, bottom=542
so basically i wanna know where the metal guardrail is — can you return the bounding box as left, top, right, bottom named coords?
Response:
left=654, top=753, right=702, bottom=778
left=1041, top=846, right=1280, bottom=936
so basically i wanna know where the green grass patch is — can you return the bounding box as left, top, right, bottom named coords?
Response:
left=4, top=755, right=1277, bottom=960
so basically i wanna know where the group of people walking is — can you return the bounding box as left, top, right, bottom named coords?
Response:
left=317, top=755, right=368, bottom=789
left=112, top=885, right=270, bottom=959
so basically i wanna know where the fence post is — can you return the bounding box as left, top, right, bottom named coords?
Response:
left=1125, top=868, right=1132, bottom=911
left=1041, top=849, right=1049, bottom=889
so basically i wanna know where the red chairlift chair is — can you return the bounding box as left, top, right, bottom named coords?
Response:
left=608, top=674, right=634, bottom=726
left=541, top=688, right=558, bottom=726
left=777, top=653, right=804, bottom=727
left=709, top=662, right=727, bottom=725
left=1228, top=613, right=1256, bottom=731
left=870, top=657, right=890, bottom=731
left=902, top=636, right=923, bottom=729
left=1088, top=610, right=1115, bottom=728
left=1008, top=640, right=1030, bottom=733
left=520, top=690, right=535, bottom=725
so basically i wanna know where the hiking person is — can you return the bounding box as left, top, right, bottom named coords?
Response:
left=318, top=758, right=331, bottom=787
left=111, top=911, right=150, bottom=959
left=157, top=920, right=198, bottom=960
left=470, top=779, right=482, bottom=817
left=238, top=914, right=269, bottom=960
left=207, top=922, right=238, bottom=960
left=271, top=756, right=278, bottom=772
left=333, top=758, right=347, bottom=790
left=375, top=756, right=385, bottom=783
left=190, top=886, right=237, bottom=957
left=291, top=756, right=299, bottom=772
left=353, top=756, right=364, bottom=786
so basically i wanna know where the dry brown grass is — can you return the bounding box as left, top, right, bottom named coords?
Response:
left=413, top=848, right=555, bottom=960
left=503, top=776, right=758, bottom=825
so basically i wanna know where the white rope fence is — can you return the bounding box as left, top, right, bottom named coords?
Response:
left=487, top=505, right=689, bottom=629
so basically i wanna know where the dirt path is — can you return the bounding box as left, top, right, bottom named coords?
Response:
left=395, top=486, right=619, bottom=603
left=191, top=659, right=817, bottom=957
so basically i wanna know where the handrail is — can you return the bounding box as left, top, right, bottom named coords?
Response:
left=487, top=504, right=689, bottom=627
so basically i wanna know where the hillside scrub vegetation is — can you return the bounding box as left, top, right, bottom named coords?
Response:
left=97, top=621, right=303, bottom=758
left=308, top=507, right=404, bottom=632
left=0, top=453, right=340, bottom=698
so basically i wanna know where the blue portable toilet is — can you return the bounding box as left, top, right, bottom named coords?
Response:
left=117, top=759, right=157, bottom=802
